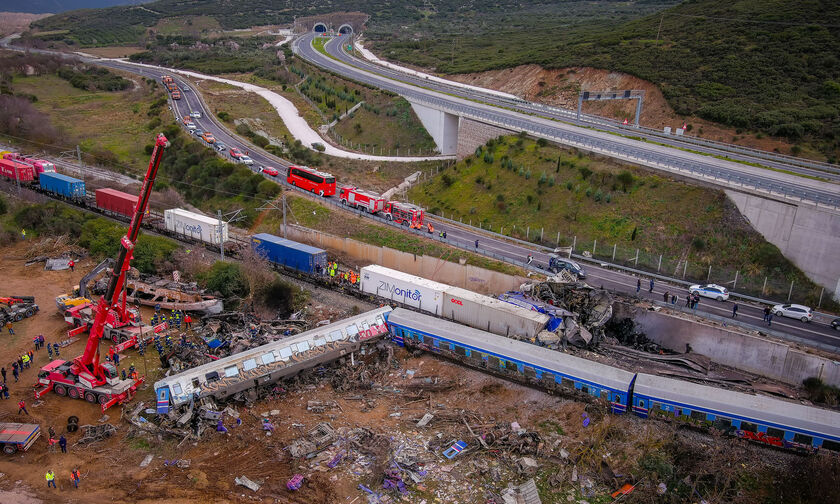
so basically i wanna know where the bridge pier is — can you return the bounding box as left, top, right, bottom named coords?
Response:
left=408, top=101, right=460, bottom=155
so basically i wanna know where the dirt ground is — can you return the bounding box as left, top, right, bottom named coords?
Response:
left=450, top=65, right=796, bottom=156
left=0, top=13, right=50, bottom=38
left=0, top=240, right=836, bottom=504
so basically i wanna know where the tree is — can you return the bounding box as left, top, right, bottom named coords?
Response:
left=617, top=171, right=635, bottom=192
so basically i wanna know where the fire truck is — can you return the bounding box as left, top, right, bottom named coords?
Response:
left=34, top=133, right=170, bottom=411
left=383, top=201, right=424, bottom=227
left=339, top=186, right=385, bottom=213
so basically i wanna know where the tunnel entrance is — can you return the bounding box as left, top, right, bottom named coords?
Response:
left=338, top=24, right=353, bottom=35
left=313, top=22, right=328, bottom=33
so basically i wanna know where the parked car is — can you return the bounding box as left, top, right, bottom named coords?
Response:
left=190, top=111, right=202, bottom=119
left=831, top=318, right=839, bottom=330
left=239, top=155, right=254, bottom=165
left=688, top=284, right=730, bottom=301
left=260, top=166, right=279, bottom=177
left=201, top=132, right=215, bottom=144
left=772, top=304, right=813, bottom=322
left=214, top=142, right=227, bottom=152
left=229, top=147, right=243, bottom=159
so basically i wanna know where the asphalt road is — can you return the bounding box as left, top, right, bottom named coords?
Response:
left=293, top=33, right=840, bottom=208
left=3, top=36, right=838, bottom=351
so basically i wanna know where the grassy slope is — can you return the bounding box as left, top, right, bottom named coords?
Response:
left=380, top=0, right=840, bottom=158
left=10, top=73, right=165, bottom=169
left=407, top=135, right=822, bottom=301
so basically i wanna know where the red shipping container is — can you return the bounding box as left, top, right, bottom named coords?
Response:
left=96, top=188, right=139, bottom=218
left=0, top=159, right=35, bottom=183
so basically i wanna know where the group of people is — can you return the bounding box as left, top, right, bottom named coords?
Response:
left=320, top=262, right=360, bottom=286
left=763, top=306, right=775, bottom=326
left=685, top=292, right=701, bottom=310
left=45, top=468, right=81, bottom=489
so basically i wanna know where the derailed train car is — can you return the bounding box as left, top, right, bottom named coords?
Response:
left=387, top=308, right=840, bottom=453
left=154, top=306, right=392, bottom=413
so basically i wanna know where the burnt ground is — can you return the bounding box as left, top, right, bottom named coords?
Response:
left=0, top=241, right=838, bottom=504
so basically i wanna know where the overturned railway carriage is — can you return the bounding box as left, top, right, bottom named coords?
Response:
left=154, top=307, right=392, bottom=413
left=633, top=373, right=840, bottom=453
left=387, top=308, right=634, bottom=413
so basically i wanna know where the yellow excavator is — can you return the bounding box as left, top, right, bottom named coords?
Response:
left=55, top=259, right=114, bottom=312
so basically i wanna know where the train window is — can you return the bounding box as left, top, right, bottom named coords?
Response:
left=329, top=330, right=344, bottom=342
left=423, top=335, right=434, bottom=346
left=205, top=371, right=220, bottom=382
left=297, top=341, right=310, bottom=353
left=561, top=377, right=574, bottom=388
left=600, top=390, right=609, bottom=400
left=740, top=421, right=758, bottom=433
left=652, top=402, right=662, bottom=410
left=224, top=366, right=239, bottom=378
left=505, top=360, right=519, bottom=372
left=375, top=315, right=385, bottom=326
left=192, top=378, right=200, bottom=389
left=487, top=356, right=500, bottom=368
left=766, top=427, right=785, bottom=439
left=581, top=385, right=589, bottom=394
left=346, top=324, right=359, bottom=340
left=637, top=399, right=645, bottom=407
left=261, top=353, right=275, bottom=365
left=313, top=338, right=327, bottom=347
left=454, top=345, right=467, bottom=356
left=360, top=321, right=370, bottom=332
left=278, top=347, right=293, bottom=360
left=690, top=410, right=706, bottom=421
left=524, top=366, right=536, bottom=378
left=172, top=383, right=183, bottom=395
left=821, top=439, right=840, bottom=452
left=713, top=417, right=731, bottom=430
left=243, top=359, right=257, bottom=371
left=793, top=433, right=813, bottom=445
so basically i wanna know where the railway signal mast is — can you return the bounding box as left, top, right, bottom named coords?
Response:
left=35, top=134, right=170, bottom=411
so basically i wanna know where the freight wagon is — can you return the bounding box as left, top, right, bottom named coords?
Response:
left=95, top=188, right=140, bottom=219
left=359, top=265, right=448, bottom=314
left=2, top=153, right=55, bottom=177
left=0, top=159, right=35, bottom=184
left=442, top=286, right=550, bottom=340
left=251, top=233, right=327, bottom=275
left=0, top=423, right=41, bottom=455
left=38, top=172, right=85, bottom=199
left=164, top=208, right=228, bottom=246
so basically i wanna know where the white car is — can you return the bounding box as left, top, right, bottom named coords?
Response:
left=688, top=284, right=729, bottom=301
left=239, top=155, right=254, bottom=165
left=772, top=304, right=813, bottom=322
left=186, top=122, right=196, bottom=130
left=190, top=111, right=202, bottom=119
left=183, top=86, right=191, bottom=92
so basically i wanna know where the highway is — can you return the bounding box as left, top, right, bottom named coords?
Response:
left=293, top=33, right=840, bottom=209
left=2, top=35, right=838, bottom=351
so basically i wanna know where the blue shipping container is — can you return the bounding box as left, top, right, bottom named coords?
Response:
left=39, top=172, right=86, bottom=199
left=251, top=233, right=327, bottom=275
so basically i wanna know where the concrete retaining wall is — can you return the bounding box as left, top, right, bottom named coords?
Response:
left=282, top=224, right=528, bottom=294
left=456, top=117, right=515, bottom=159
left=616, top=303, right=840, bottom=387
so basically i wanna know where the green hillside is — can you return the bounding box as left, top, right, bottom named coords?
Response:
left=379, top=0, right=840, bottom=158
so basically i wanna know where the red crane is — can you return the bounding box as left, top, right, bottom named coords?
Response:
left=35, top=133, right=169, bottom=410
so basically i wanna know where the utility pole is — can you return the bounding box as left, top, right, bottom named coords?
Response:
left=216, top=209, right=245, bottom=261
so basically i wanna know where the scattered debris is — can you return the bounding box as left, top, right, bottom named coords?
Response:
left=139, top=454, right=154, bottom=468
left=235, top=475, right=261, bottom=492
left=76, top=424, right=116, bottom=445
left=416, top=413, right=434, bottom=427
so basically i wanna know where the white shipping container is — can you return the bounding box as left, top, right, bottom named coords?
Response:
left=359, top=265, right=449, bottom=315
left=164, top=208, right=229, bottom=246
left=443, top=287, right=550, bottom=340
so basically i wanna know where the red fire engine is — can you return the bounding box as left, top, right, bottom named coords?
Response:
left=339, top=186, right=385, bottom=213
left=383, top=201, right=424, bottom=227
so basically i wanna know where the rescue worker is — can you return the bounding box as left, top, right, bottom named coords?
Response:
left=47, top=342, right=53, bottom=358
left=151, top=313, right=159, bottom=325
left=329, top=265, right=337, bottom=280
left=343, top=271, right=350, bottom=284
left=46, top=470, right=56, bottom=489
left=427, top=223, right=434, bottom=234
left=68, top=259, right=75, bottom=272
left=21, top=353, right=30, bottom=369
left=121, top=369, right=127, bottom=380
left=59, top=435, right=67, bottom=453
left=18, top=400, right=28, bottom=415
left=349, top=270, right=357, bottom=285
left=184, top=314, right=192, bottom=330
left=70, top=468, right=81, bottom=489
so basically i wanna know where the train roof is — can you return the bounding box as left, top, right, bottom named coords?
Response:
left=251, top=233, right=326, bottom=255
left=361, top=265, right=451, bottom=291
left=154, top=306, right=392, bottom=392
left=387, top=308, right=634, bottom=392
left=39, top=172, right=82, bottom=183
left=96, top=188, right=138, bottom=199
left=446, top=287, right=550, bottom=325
left=634, top=373, right=840, bottom=439
left=165, top=208, right=223, bottom=226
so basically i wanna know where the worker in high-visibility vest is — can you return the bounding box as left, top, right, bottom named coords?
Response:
left=427, top=223, right=434, bottom=234
left=46, top=470, right=56, bottom=488
left=329, top=265, right=337, bottom=278
left=349, top=271, right=357, bottom=284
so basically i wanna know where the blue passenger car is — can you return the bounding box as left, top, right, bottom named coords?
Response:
left=39, top=172, right=85, bottom=200
left=386, top=308, right=635, bottom=414
left=251, top=233, right=327, bottom=275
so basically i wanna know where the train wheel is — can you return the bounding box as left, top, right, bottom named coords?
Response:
left=3, top=444, right=16, bottom=455
left=54, top=384, right=67, bottom=396
left=85, top=392, right=97, bottom=403
left=68, top=388, right=80, bottom=399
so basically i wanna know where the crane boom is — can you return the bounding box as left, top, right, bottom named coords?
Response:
left=73, top=133, right=169, bottom=379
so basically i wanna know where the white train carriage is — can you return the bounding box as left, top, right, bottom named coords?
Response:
left=632, top=373, right=840, bottom=452
left=154, top=307, right=392, bottom=413
left=386, top=308, right=635, bottom=413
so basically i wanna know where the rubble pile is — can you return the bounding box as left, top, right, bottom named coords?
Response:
left=186, top=311, right=308, bottom=360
